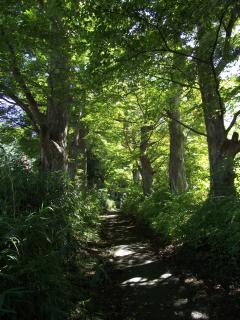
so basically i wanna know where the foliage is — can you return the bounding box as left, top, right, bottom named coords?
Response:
left=122, top=187, right=240, bottom=267
left=0, top=150, right=103, bottom=320
left=0, top=0, right=240, bottom=317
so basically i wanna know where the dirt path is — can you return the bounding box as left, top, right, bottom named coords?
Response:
left=95, top=211, right=240, bottom=320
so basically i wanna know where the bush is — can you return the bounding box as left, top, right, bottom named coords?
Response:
left=184, top=196, right=240, bottom=260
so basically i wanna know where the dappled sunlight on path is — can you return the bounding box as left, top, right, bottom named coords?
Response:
left=98, top=212, right=214, bottom=320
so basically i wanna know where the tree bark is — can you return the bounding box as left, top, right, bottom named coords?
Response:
left=139, top=126, right=154, bottom=196
left=168, top=92, right=188, bottom=194
left=40, top=66, right=69, bottom=171
left=2, top=26, right=70, bottom=172
left=40, top=16, right=70, bottom=172
left=68, top=124, right=88, bottom=189
left=139, top=155, right=154, bottom=196
left=198, top=63, right=239, bottom=195
left=40, top=123, right=68, bottom=172
left=197, top=26, right=240, bottom=196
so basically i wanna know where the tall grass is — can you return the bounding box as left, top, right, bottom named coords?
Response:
left=0, top=149, right=103, bottom=319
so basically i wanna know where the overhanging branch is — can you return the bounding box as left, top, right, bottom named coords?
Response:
left=226, top=110, right=240, bottom=134
left=0, top=28, right=44, bottom=127
left=0, top=90, right=40, bottom=133
left=165, top=110, right=207, bottom=137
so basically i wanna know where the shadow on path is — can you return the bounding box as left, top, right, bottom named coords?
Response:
left=95, top=212, right=239, bottom=320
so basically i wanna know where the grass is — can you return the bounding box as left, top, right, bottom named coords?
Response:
left=0, top=150, right=104, bottom=319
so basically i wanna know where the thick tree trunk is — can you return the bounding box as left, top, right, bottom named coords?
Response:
left=139, top=155, right=154, bottom=196
left=197, top=33, right=240, bottom=196
left=40, top=17, right=70, bottom=172
left=40, top=77, right=69, bottom=172
left=168, top=92, right=188, bottom=194
left=3, top=8, right=71, bottom=173
left=209, top=151, right=235, bottom=196
left=198, top=64, right=237, bottom=196
left=139, top=126, right=154, bottom=196
left=40, top=122, right=68, bottom=172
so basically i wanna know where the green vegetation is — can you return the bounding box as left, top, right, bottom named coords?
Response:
left=123, top=189, right=240, bottom=267
left=0, top=149, right=103, bottom=319
left=0, top=0, right=240, bottom=318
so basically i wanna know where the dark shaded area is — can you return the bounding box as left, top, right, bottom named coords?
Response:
left=87, top=151, right=105, bottom=189
left=94, top=212, right=240, bottom=320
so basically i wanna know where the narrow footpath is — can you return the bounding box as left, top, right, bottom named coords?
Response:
left=94, top=211, right=240, bottom=320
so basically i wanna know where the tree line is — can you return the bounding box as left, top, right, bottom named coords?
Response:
left=0, top=0, right=240, bottom=196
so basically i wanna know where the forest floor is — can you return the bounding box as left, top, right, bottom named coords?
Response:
left=91, top=211, right=240, bottom=320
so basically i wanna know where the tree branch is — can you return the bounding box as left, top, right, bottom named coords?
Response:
left=131, top=9, right=209, bottom=65
left=0, top=114, right=34, bottom=131
left=0, top=28, right=44, bottom=127
left=216, top=2, right=240, bottom=74
left=165, top=110, right=207, bottom=137
left=0, top=90, right=40, bottom=133
left=113, top=118, right=138, bottom=124
left=150, top=74, right=200, bottom=90
left=226, top=110, right=240, bottom=134
left=210, top=4, right=229, bottom=62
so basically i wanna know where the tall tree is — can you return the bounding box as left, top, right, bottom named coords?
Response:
left=0, top=1, right=89, bottom=173
left=139, top=125, right=154, bottom=196
left=168, top=89, right=188, bottom=194
left=196, top=1, right=240, bottom=195
left=89, top=0, right=240, bottom=195
left=40, top=5, right=70, bottom=171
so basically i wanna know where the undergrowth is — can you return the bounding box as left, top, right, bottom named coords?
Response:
left=0, top=149, right=103, bottom=320
left=122, top=187, right=240, bottom=270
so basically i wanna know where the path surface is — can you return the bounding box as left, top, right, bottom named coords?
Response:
left=96, top=211, right=240, bottom=320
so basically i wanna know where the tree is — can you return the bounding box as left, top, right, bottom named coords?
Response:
left=0, top=1, right=88, bottom=172
left=168, top=88, right=188, bottom=194
left=139, top=125, right=154, bottom=195
left=88, top=0, right=240, bottom=196
left=196, top=2, right=240, bottom=195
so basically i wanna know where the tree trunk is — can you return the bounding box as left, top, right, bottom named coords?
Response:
left=139, top=155, right=154, bottom=196
left=139, top=126, right=154, bottom=196
left=68, top=124, right=88, bottom=190
left=40, top=17, right=70, bottom=172
left=198, top=63, right=237, bottom=196
left=168, top=92, right=188, bottom=194
left=197, top=26, right=240, bottom=196
left=209, top=151, right=235, bottom=196
left=40, top=122, right=68, bottom=172
left=40, top=71, right=69, bottom=172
